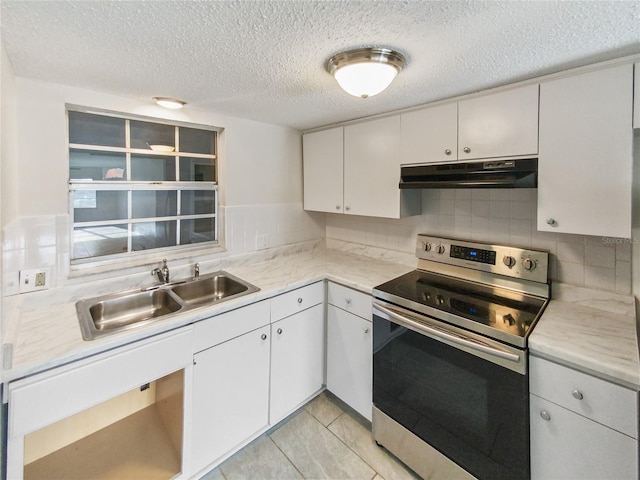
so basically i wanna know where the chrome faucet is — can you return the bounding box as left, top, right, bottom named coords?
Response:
left=152, top=259, right=170, bottom=284
left=194, top=262, right=200, bottom=280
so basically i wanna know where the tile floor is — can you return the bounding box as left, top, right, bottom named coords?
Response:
left=200, top=392, right=419, bottom=480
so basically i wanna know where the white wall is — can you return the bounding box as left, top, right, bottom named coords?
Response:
left=11, top=77, right=302, bottom=217
left=1, top=77, right=324, bottom=295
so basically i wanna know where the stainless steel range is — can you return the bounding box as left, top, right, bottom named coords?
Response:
left=372, top=235, right=550, bottom=480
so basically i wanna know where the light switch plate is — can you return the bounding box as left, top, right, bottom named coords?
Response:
left=19, top=268, right=50, bottom=293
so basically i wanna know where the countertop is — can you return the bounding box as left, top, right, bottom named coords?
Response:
left=2, top=242, right=414, bottom=383
left=529, top=283, right=640, bottom=390
left=3, top=241, right=639, bottom=392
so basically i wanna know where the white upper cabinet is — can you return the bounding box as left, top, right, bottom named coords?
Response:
left=303, top=126, right=344, bottom=214
left=400, top=102, right=458, bottom=164
left=458, top=84, right=539, bottom=160
left=537, top=63, right=633, bottom=238
left=400, top=84, right=539, bottom=165
left=303, top=116, right=420, bottom=219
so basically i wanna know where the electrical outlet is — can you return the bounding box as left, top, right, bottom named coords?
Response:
left=19, top=268, right=50, bottom=293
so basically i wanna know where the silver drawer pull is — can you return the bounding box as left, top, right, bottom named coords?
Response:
left=540, top=411, right=551, bottom=421
left=345, top=298, right=352, bottom=305
left=572, top=390, right=584, bottom=400
left=297, top=297, right=303, bottom=304
left=277, top=328, right=283, bottom=335
left=261, top=334, right=267, bottom=340
left=364, top=328, right=369, bottom=334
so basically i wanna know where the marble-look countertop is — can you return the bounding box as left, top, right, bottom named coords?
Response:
left=2, top=242, right=414, bottom=383
left=529, top=283, right=640, bottom=390
left=4, top=241, right=639, bottom=392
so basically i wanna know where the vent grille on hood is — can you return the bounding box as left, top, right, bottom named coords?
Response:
left=399, top=158, right=538, bottom=189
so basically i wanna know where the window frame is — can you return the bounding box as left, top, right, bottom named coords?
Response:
left=67, top=105, right=221, bottom=266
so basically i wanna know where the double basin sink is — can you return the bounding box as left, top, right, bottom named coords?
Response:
left=76, top=271, right=260, bottom=340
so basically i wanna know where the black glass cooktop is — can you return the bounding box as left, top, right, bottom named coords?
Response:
left=374, top=270, right=547, bottom=343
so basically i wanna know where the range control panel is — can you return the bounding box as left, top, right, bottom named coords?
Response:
left=415, top=234, right=549, bottom=284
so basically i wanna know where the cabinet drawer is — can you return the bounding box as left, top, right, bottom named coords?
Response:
left=193, top=300, right=270, bottom=353
left=530, top=394, right=638, bottom=480
left=271, top=281, right=324, bottom=322
left=530, top=356, right=638, bottom=438
left=327, top=282, right=371, bottom=321
left=9, top=327, right=193, bottom=438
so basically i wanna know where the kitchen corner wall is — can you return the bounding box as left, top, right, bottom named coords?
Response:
left=326, top=188, right=633, bottom=294
left=1, top=76, right=324, bottom=296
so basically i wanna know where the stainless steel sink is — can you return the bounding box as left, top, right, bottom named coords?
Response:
left=170, top=272, right=259, bottom=307
left=76, top=271, right=259, bottom=340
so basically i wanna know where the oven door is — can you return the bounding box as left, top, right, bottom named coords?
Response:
left=373, top=300, right=530, bottom=480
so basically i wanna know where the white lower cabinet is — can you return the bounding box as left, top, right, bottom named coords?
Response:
left=530, top=356, right=638, bottom=480
left=7, top=327, right=193, bottom=480
left=270, top=302, right=325, bottom=424
left=190, top=324, right=271, bottom=474
left=327, top=305, right=372, bottom=420
left=326, top=282, right=372, bottom=421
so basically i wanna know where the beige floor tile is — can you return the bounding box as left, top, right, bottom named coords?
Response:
left=270, top=410, right=376, bottom=480
left=200, top=467, right=225, bottom=480
left=219, top=435, right=302, bottom=480
left=304, top=391, right=345, bottom=427
left=328, top=413, right=419, bottom=480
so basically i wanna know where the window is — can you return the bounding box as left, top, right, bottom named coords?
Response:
left=68, top=109, right=219, bottom=263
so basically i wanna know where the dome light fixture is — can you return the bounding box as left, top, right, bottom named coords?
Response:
left=152, top=97, right=186, bottom=109
left=326, top=47, right=406, bottom=98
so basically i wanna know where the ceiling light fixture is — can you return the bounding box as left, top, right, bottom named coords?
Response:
left=326, top=47, right=406, bottom=98
left=152, top=97, right=186, bottom=109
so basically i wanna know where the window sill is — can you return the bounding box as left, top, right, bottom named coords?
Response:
left=67, top=243, right=227, bottom=279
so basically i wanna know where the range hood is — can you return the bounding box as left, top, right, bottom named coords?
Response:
left=399, top=158, right=538, bottom=189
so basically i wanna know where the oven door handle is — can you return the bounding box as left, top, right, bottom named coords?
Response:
left=373, top=302, right=521, bottom=364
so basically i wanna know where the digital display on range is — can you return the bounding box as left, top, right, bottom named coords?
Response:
left=450, top=245, right=496, bottom=265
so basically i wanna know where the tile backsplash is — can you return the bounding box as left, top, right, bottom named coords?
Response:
left=2, top=203, right=325, bottom=296
left=326, top=189, right=633, bottom=294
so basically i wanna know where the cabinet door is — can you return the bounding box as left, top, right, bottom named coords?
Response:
left=303, top=127, right=344, bottom=213
left=458, top=84, right=539, bottom=160
left=537, top=64, right=633, bottom=237
left=326, top=305, right=372, bottom=421
left=270, top=304, right=325, bottom=424
left=530, top=394, right=638, bottom=480
left=400, top=103, right=458, bottom=164
left=344, top=116, right=403, bottom=218
left=191, top=325, right=270, bottom=473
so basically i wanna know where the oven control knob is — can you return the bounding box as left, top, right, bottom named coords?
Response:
left=422, top=242, right=432, bottom=252
left=503, top=255, right=516, bottom=268
left=435, top=295, right=445, bottom=306
left=522, top=258, right=536, bottom=271
left=436, top=245, right=446, bottom=254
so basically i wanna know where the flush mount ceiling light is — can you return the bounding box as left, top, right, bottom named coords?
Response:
left=152, top=97, right=186, bottom=109
left=326, top=47, right=406, bottom=98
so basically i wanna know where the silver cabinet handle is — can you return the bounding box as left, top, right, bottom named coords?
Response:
left=297, top=297, right=303, bottom=304
left=540, top=411, right=551, bottom=421
left=364, top=327, right=369, bottom=334
left=444, top=149, right=452, bottom=156
left=546, top=218, right=556, bottom=226
left=463, top=147, right=471, bottom=154
left=572, top=390, right=584, bottom=400
left=345, top=298, right=352, bottom=305
left=345, top=206, right=351, bottom=211
left=277, top=328, right=283, bottom=335
left=336, top=205, right=340, bottom=210
left=261, top=333, right=267, bottom=340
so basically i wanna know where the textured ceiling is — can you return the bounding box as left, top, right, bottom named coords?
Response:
left=1, top=1, right=639, bottom=130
